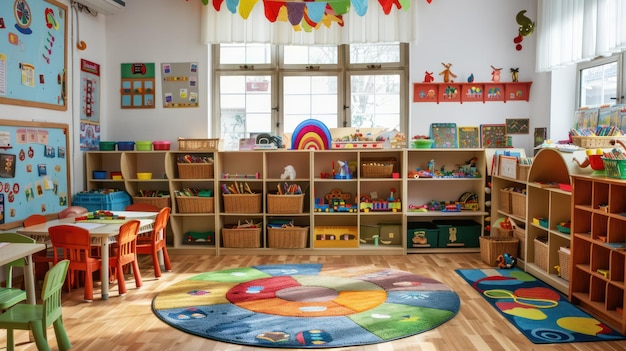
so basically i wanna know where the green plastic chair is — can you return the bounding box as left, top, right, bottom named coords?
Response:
left=0, top=233, right=35, bottom=311
left=0, top=259, right=71, bottom=351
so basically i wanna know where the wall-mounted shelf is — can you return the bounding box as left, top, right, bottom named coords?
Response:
left=413, top=82, right=531, bottom=104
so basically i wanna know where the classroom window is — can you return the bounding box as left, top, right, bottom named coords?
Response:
left=577, top=54, right=623, bottom=108
left=213, top=43, right=408, bottom=150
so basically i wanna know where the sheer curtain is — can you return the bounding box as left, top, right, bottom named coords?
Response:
left=536, top=0, right=626, bottom=72
left=201, top=2, right=417, bottom=45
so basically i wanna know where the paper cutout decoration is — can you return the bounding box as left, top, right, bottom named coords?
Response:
left=291, top=119, right=332, bottom=150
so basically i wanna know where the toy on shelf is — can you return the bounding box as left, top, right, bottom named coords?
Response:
left=358, top=189, right=402, bottom=212
left=280, top=165, right=296, bottom=180
left=314, top=188, right=356, bottom=212
left=510, top=68, right=519, bottom=82
left=490, top=65, right=502, bottom=82
left=334, top=160, right=353, bottom=179
left=423, top=71, right=434, bottom=83
left=439, top=62, right=457, bottom=82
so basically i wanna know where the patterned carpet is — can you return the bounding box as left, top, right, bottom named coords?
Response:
left=152, top=264, right=460, bottom=348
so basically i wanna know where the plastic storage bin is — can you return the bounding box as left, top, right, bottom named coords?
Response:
left=433, top=220, right=481, bottom=248
left=153, top=141, right=171, bottom=150
left=99, top=141, right=116, bottom=151
left=407, top=222, right=438, bottom=248
left=136, top=141, right=152, bottom=151
left=117, top=141, right=135, bottom=151
left=72, top=190, right=131, bottom=212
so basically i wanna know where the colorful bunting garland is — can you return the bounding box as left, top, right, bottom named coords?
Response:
left=202, top=0, right=411, bottom=31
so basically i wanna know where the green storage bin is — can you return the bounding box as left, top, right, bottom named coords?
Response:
left=433, top=220, right=481, bottom=248
left=407, top=222, right=438, bottom=248
left=360, top=224, right=380, bottom=244
left=378, top=222, right=402, bottom=245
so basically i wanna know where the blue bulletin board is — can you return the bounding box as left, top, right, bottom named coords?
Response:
left=0, top=0, right=68, bottom=110
left=0, top=119, right=70, bottom=229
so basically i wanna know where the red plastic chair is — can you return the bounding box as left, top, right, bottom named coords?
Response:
left=48, top=225, right=102, bottom=302
left=125, top=203, right=160, bottom=212
left=58, top=206, right=88, bottom=219
left=136, top=207, right=172, bottom=278
left=109, top=220, right=142, bottom=295
left=24, top=214, right=54, bottom=282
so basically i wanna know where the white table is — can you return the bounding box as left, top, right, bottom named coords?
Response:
left=0, top=242, right=46, bottom=304
left=16, top=212, right=155, bottom=300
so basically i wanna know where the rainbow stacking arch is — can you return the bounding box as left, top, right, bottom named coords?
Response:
left=291, top=119, right=332, bottom=150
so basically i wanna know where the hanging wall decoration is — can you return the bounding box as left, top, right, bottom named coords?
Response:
left=202, top=0, right=411, bottom=31
left=513, top=10, right=535, bottom=51
left=161, top=62, right=199, bottom=108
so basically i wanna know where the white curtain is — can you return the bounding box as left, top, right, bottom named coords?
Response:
left=536, top=0, right=626, bottom=72
left=201, top=1, right=417, bottom=45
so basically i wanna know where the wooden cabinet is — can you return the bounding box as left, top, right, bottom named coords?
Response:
left=571, top=175, right=626, bottom=334
left=405, top=148, right=487, bottom=253
left=412, top=82, right=531, bottom=104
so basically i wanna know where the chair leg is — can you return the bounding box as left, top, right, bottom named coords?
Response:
left=132, top=260, right=142, bottom=288
left=161, top=247, right=172, bottom=272
left=117, top=262, right=127, bottom=295
left=53, top=317, right=72, bottom=351
left=6, top=267, right=13, bottom=288
left=6, top=328, right=14, bottom=351
left=30, top=321, right=52, bottom=351
left=151, top=249, right=162, bottom=278
left=84, top=270, right=94, bottom=302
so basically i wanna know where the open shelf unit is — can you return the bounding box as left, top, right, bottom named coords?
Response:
left=571, top=175, right=626, bottom=334
left=413, top=82, right=531, bottom=104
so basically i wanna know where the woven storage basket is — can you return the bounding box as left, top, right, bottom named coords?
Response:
left=267, top=194, right=304, bottom=214
left=177, top=163, right=214, bottom=179
left=360, top=160, right=395, bottom=178
left=132, top=196, right=171, bottom=209
left=534, top=238, right=549, bottom=271
left=223, top=193, right=262, bottom=213
left=267, top=227, right=309, bottom=248
left=480, top=229, right=519, bottom=266
left=514, top=227, right=526, bottom=260
left=177, top=138, right=219, bottom=151
left=559, top=249, right=571, bottom=281
left=499, top=189, right=512, bottom=214
left=511, top=192, right=526, bottom=218
left=517, top=165, right=531, bottom=182
left=222, top=227, right=261, bottom=248
left=176, top=196, right=214, bottom=213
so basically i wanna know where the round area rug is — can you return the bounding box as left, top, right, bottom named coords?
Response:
left=152, top=264, right=460, bottom=348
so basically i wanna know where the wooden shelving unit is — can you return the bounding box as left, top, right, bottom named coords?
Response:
left=413, top=82, right=531, bottom=104
left=571, top=175, right=626, bottom=334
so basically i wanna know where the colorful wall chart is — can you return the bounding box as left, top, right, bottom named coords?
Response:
left=161, top=62, right=199, bottom=108
left=0, top=119, right=70, bottom=228
left=120, top=62, right=155, bottom=109
left=80, top=59, right=100, bottom=150
left=0, top=0, right=68, bottom=110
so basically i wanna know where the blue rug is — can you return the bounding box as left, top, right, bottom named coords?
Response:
left=152, top=264, right=460, bottom=348
left=456, top=268, right=626, bottom=344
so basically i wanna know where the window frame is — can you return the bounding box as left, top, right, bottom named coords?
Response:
left=576, top=53, right=624, bottom=108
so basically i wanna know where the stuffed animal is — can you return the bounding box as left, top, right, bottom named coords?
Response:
left=280, top=165, right=296, bottom=180
left=496, top=253, right=517, bottom=269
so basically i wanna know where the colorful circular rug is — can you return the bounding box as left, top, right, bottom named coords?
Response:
left=152, top=264, right=460, bottom=348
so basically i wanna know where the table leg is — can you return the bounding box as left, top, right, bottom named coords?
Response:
left=100, top=241, right=109, bottom=300
left=24, top=254, right=36, bottom=304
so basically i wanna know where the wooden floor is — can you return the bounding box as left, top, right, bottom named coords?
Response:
left=2, top=252, right=626, bottom=351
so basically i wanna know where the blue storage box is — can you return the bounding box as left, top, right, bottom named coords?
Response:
left=117, top=141, right=135, bottom=151
left=407, top=222, right=438, bottom=248
left=433, top=220, right=481, bottom=248
left=72, top=190, right=131, bottom=212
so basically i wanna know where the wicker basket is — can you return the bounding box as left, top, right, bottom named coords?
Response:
left=559, top=249, right=571, bottom=281
left=223, top=193, right=262, bottom=213
left=132, top=196, right=171, bottom=209
left=499, top=189, right=512, bottom=214
left=178, top=163, right=214, bottom=179
left=571, top=136, right=626, bottom=148
left=268, top=227, right=309, bottom=248
left=511, top=192, right=526, bottom=218
left=517, top=164, right=531, bottom=182
left=222, top=227, right=261, bottom=248
left=360, top=160, right=395, bottom=178
left=534, top=238, right=549, bottom=271
left=479, top=229, right=519, bottom=267
left=176, top=196, right=214, bottom=213
left=177, top=138, right=219, bottom=151
left=267, top=194, right=305, bottom=214
left=514, top=227, right=526, bottom=260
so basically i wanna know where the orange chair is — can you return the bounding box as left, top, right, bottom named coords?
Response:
left=109, top=220, right=143, bottom=295
left=48, top=225, right=102, bottom=302
left=24, top=214, right=53, bottom=282
left=58, top=206, right=88, bottom=219
left=136, top=207, right=172, bottom=278
left=125, top=203, right=160, bottom=212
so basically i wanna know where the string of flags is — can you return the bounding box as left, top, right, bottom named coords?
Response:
left=198, top=0, right=412, bottom=31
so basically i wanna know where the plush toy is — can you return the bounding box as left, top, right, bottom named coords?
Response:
left=496, top=253, right=517, bottom=269
left=490, top=65, right=502, bottom=82
left=280, top=165, right=296, bottom=180
left=439, top=63, right=457, bottom=83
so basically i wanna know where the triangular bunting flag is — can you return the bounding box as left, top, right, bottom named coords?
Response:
left=225, top=0, right=239, bottom=14
left=351, top=0, right=368, bottom=16
left=305, top=2, right=326, bottom=23
left=238, top=0, right=259, bottom=19
left=327, top=0, right=351, bottom=16
left=399, top=0, right=411, bottom=11
left=264, top=0, right=285, bottom=22
left=212, top=0, right=224, bottom=11
left=377, top=0, right=401, bottom=15
left=286, top=2, right=306, bottom=26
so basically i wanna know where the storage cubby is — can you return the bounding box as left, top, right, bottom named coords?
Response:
left=571, top=175, right=626, bottom=334
left=413, top=82, right=531, bottom=104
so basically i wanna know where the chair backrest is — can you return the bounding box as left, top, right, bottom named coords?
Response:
left=116, top=220, right=140, bottom=260
left=48, top=225, right=93, bottom=264
left=58, top=206, right=88, bottom=219
left=125, top=203, right=160, bottom=212
left=152, top=207, right=171, bottom=244
left=41, top=259, right=69, bottom=327
left=24, top=214, right=47, bottom=227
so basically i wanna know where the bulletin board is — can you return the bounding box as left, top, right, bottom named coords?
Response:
left=161, top=62, right=199, bottom=108
left=0, top=0, right=68, bottom=111
left=120, top=62, right=155, bottom=108
left=0, top=119, right=70, bottom=229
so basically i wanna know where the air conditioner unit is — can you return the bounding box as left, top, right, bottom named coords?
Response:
left=74, top=0, right=126, bottom=15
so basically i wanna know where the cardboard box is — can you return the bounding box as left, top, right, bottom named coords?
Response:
left=314, top=226, right=358, bottom=248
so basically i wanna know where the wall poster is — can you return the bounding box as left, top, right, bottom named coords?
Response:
left=161, top=62, right=199, bottom=108
left=0, top=0, right=68, bottom=110
left=80, top=59, right=100, bottom=150
left=120, top=62, right=155, bottom=109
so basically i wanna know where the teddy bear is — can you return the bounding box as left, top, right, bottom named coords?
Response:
left=280, top=165, right=296, bottom=180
